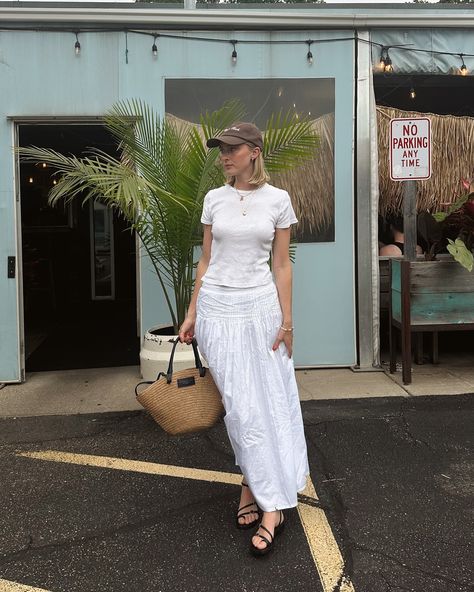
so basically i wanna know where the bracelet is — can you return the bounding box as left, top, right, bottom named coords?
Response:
left=279, top=325, right=294, bottom=333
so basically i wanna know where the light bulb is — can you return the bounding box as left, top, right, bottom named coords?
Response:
left=231, top=49, right=237, bottom=64
left=307, top=50, right=313, bottom=65
left=409, top=88, right=416, bottom=100
left=460, top=63, right=468, bottom=76
left=74, top=34, right=81, bottom=55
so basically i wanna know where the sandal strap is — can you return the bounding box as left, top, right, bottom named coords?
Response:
left=255, top=533, right=272, bottom=547
left=237, top=510, right=259, bottom=518
left=258, top=524, right=274, bottom=543
left=237, top=502, right=257, bottom=513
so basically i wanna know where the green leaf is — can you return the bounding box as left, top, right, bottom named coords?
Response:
left=446, top=238, right=474, bottom=272
left=16, top=99, right=320, bottom=329
left=434, top=193, right=470, bottom=221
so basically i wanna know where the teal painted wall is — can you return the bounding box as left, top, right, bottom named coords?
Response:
left=0, top=28, right=355, bottom=380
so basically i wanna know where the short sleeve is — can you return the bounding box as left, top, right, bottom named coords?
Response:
left=200, top=192, right=213, bottom=225
left=276, top=191, right=298, bottom=228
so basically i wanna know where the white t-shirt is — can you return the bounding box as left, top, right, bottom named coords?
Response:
left=200, top=182, right=298, bottom=288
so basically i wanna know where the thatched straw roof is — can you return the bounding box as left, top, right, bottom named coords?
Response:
left=272, top=113, right=334, bottom=238
left=377, top=106, right=474, bottom=216
left=166, top=112, right=335, bottom=237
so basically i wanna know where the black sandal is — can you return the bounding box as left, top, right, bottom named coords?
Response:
left=236, top=481, right=260, bottom=530
left=250, top=510, right=285, bottom=556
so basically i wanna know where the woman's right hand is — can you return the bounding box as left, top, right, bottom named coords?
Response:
left=178, top=315, right=195, bottom=344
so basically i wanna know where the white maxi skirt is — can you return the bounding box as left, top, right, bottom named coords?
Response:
left=194, top=280, right=310, bottom=512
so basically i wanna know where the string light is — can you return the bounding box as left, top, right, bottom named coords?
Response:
left=74, top=32, right=81, bottom=55
left=231, top=40, right=237, bottom=65
left=306, top=40, right=314, bottom=65
left=379, top=47, right=387, bottom=71
left=1, top=27, right=472, bottom=75
left=152, top=35, right=158, bottom=58
left=379, top=47, right=393, bottom=73
left=409, top=87, right=416, bottom=100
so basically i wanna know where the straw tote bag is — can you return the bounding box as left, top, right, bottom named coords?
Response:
left=135, top=338, right=224, bottom=435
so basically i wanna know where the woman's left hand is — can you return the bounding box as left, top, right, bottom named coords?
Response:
left=272, top=328, right=293, bottom=358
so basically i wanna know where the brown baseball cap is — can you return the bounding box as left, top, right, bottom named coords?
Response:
left=206, top=122, right=263, bottom=150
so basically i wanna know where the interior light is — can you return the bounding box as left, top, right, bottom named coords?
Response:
left=459, top=54, right=468, bottom=76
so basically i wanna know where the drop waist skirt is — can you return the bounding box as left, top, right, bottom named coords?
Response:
left=194, top=280, right=310, bottom=512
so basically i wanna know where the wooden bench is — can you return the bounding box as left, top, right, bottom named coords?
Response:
left=388, top=257, right=474, bottom=384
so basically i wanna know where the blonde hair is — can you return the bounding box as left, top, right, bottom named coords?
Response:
left=226, top=145, right=270, bottom=188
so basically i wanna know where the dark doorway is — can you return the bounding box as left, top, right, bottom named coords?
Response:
left=19, top=124, right=139, bottom=371
left=374, top=73, right=474, bottom=117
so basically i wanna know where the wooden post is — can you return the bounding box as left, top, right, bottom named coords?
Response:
left=403, top=179, right=417, bottom=262
left=401, top=261, right=412, bottom=385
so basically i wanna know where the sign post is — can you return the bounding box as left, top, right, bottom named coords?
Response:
left=389, top=117, right=431, bottom=261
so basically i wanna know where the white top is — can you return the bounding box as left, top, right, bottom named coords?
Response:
left=200, top=182, right=298, bottom=288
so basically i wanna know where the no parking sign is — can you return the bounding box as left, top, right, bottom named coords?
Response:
left=390, top=117, right=431, bottom=181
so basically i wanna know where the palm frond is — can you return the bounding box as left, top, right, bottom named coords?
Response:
left=16, top=99, right=320, bottom=330
left=263, top=110, right=320, bottom=172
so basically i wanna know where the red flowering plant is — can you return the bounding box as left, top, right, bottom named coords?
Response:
left=418, top=178, right=474, bottom=272
left=433, top=178, right=474, bottom=272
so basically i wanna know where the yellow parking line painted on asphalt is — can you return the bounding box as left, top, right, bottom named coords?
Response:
left=298, top=480, right=355, bottom=592
left=17, top=450, right=243, bottom=485
left=0, top=579, right=53, bottom=592
left=16, top=450, right=354, bottom=591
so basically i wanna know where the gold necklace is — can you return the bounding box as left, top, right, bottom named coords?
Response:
left=234, top=187, right=256, bottom=216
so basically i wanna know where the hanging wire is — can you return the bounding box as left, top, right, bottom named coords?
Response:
left=0, top=26, right=472, bottom=73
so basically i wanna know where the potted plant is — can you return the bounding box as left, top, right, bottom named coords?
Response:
left=17, top=99, right=319, bottom=379
left=389, top=178, right=474, bottom=383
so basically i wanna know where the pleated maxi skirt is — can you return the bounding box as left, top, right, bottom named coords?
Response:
left=194, top=280, right=310, bottom=512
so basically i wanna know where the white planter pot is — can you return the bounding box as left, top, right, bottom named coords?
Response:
left=139, top=324, right=208, bottom=381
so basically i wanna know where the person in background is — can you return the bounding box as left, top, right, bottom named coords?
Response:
left=379, top=214, right=423, bottom=256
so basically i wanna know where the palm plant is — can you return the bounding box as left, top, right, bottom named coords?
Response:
left=17, top=99, right=319, bottom=331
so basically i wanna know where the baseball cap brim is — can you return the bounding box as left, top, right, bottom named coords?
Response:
left=206, top=135, right=248, bottom=148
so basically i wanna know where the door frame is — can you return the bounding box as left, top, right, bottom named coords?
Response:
left=9, top=116, right=142, bottom=381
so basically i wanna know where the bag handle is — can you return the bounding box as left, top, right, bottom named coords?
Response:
left=165, top=337, right=206, bottom=384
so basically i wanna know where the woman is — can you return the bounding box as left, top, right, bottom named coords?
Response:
left=379, top=214, right=423, bottom=256
left=178, top=122, right=310, bottom=557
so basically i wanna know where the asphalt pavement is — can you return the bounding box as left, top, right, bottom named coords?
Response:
left=0, top=395, right=472, bottom=592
